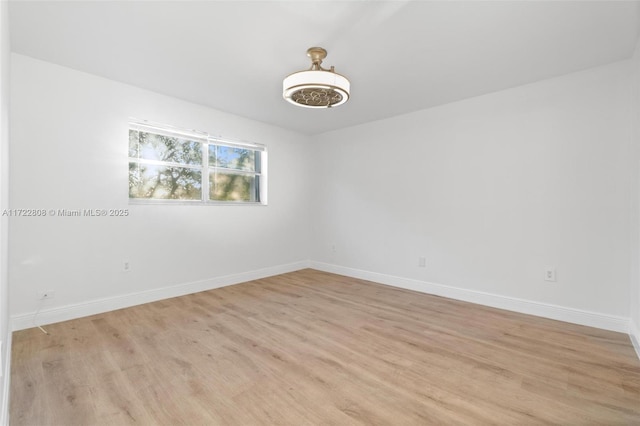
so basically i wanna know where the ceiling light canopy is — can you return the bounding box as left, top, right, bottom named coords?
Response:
left=283, top=47, right=350, bottom=109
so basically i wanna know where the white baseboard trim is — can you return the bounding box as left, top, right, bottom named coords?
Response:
left=1, top=330, right=12, bottom=426
left=10, top=259, right=635, bottom=349
left=11, top=260, right=310, bottom=331
left=310, top=261, right=630, bottom=334
left=630, top=320, right=640, bottom=362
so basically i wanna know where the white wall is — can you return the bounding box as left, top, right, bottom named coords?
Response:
left=9, top=54, right=312, bottom=326
left=311, top=60, right=635, bottom=329
left=8, top=50, right=640, bottom=345
left=631, top=40, right=640, bottom=355
left=0, top=1, right=11, bottom=423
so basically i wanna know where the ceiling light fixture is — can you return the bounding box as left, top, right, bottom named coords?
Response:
left=283, top=47, right=350, bottom=109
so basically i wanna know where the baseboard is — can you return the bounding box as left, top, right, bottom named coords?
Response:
left=630, top=320, right=640, bottom=362
left=10, top=259, right=633, bottom=340
left=11, top=260, right=310, bottom=331
left=1, top=329, right=11, bottom=426
left=310, top=261, right=630, bottom=334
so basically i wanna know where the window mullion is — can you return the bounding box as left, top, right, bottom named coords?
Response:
left=208, top=167, right=260, bottom=177
left=202, top=142, right=209, bottom=202
left=128, top=158, right=202, bottom=169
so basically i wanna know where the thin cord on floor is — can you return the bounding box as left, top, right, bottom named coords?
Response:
left=33, top=299, right=49, bottom=335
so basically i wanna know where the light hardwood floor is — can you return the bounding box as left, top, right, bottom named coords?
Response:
left=10, top=269, right=640, bottom=425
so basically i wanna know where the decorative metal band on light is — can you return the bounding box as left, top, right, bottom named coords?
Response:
left=283, top=47, right=350, bottom=109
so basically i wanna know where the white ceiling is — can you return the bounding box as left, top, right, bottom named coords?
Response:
left=9, top=1, right=640, bottom=135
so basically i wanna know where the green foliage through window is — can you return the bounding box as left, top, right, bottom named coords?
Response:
left=128, top=122, right=265, bottom=204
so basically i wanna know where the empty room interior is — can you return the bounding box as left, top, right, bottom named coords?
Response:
left=1, top=0, right=640, bottom=424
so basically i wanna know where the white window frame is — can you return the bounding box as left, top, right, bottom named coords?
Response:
left=128, top=120, right=267, bottom=205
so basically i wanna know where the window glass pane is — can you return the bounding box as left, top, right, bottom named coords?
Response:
left=129, top=163, right=202, bottom=200
left=128, top=130, right=140, bottom=158
left=129, top=129, right=202, bottom=165
left=209, top=145, right=256, bottom=172
left=209, top=171, right=257, bottom=202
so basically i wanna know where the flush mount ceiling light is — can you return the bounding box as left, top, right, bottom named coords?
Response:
left=283, top=47, right=350, bottom=109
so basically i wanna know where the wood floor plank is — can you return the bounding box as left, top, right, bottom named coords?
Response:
left=10, top=269, right=640, bottom=425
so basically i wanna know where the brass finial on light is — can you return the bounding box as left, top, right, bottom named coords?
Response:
left=307, top=47, right=327, bottom=70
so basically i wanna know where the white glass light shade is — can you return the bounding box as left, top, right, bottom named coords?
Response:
left=283, top=70, right=350, bottom=108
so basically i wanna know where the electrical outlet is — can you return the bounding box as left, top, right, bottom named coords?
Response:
left=418, top=257, right=426, bottom=267
left=123, top=261, right=131, bottom=272
left=37, top=290, right=55, bottom=300
left=331, top=244, right=336, bottom=253
left=544, top=268, right=557, bottom=282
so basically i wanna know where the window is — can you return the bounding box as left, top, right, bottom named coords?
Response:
left=128, top=121, right=266, bottom=204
